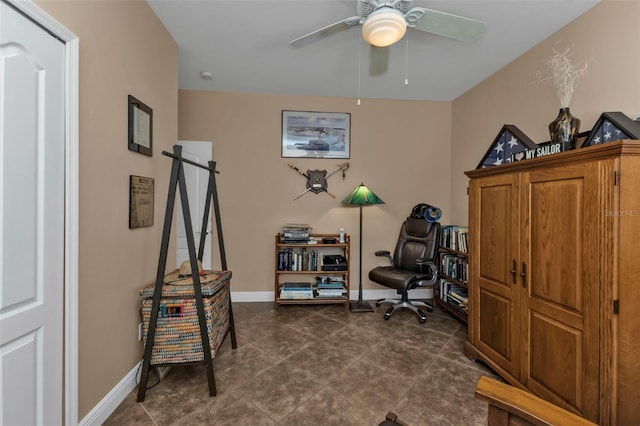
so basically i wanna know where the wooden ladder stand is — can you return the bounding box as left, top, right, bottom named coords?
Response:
left=137, top=144, right=237, bottom=402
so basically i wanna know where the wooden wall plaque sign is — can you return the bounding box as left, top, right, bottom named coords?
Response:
left=129, top=175, right=154, bottom=229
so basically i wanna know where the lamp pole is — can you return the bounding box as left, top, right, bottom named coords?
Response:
left=350, top=203, right=374, bottom=312
left=358, top=204, right=363, bottom=303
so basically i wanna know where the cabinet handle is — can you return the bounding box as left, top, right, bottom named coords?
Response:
left=511, top=259, right=517, bottom=284
left=521, top=262, right=527, bottom=288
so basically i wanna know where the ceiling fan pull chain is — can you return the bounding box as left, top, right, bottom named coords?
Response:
left=404, top=37, right=409, bottom=85
left=357, top=37, right=362, bottom=105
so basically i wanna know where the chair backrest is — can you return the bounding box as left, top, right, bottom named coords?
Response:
left=393, top=217, right=441, bottom=272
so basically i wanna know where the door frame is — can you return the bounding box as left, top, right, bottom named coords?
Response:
left=176, top=140, right=214, bottom=270
left=6, top=1, right=80, bottom=424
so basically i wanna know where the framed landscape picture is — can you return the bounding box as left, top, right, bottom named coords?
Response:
left=281, top=110, right=350, bottom=159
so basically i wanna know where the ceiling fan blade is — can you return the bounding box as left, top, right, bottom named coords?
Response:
left=369, top=45, right=389, bottom=76
left=406, top=7, right=486, bottom=43
left=289, top=16, right=361, bottom=48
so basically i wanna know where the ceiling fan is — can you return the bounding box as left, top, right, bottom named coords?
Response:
left=289, top=0, right=487, bottom=48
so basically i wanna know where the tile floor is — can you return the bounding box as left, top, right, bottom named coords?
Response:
left=105, top=301, right=499, bottom=425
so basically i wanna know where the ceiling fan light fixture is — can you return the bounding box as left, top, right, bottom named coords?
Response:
left=362, top=7, right=407, bottom=47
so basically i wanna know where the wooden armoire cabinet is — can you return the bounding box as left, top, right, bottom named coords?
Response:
left=464, top=140, right=640, bottom=426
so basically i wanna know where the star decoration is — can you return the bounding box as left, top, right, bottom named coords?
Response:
left=583, top=113, right=640, bottom=148
left=477, top=125, right=537, bottom=168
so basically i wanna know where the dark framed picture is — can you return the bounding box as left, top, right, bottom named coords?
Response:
left=129, top=175, right=154, bottom=229
left=282, top=110, right=350, bottom=159
left=581, top=112, right=640, bottom=148
left=477, top=125, right=538, bottom=168
left=128, top=95, right=152, bottom=156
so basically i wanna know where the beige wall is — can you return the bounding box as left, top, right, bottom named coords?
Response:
left=450, top=0, right=640, bottom=224
left=35, top=0, right=178, bottom=419
left=179, top=92, right=452, bottom=294
left=30, top=0, right=640, bottom=420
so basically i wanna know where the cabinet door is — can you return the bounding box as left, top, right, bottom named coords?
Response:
left=520, top=161, right=601, bottom=421
left=469, top=173, right=521, bottom=377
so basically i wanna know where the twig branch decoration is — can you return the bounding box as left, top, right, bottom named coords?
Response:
left=536, top=47, right=587, bottom=108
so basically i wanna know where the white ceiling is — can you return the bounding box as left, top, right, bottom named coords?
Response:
left=147, top=0, right=600, bottom=102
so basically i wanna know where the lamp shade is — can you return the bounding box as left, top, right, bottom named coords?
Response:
left=362, top=7, right=407, bottom=47
left=342, top=183, right=385, bottom=206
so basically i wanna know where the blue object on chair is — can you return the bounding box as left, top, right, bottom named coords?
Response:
left=410, top=203, right=442, bottom=223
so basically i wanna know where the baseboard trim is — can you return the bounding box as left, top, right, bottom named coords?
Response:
left=231, top=291, right=274, bottom=302
left=231, top=289, right=433, bottom=303
left=79, top=361, right=140, bottom=426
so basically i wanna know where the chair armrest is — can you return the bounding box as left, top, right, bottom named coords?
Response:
left=374, top=250, right=393, bottom=264
left=416, top=258, right=437, bottom=275
left=475, top=376, right=597, bottom=426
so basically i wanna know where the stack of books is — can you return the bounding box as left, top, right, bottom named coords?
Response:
left=315, top=277, right=346, bottom=298
left=282, top=223, right=311, bottom=244
left=446, top=284, right=468, bottom=314
left=279, top=282, right=313, bottom=299
left=438, top=279, right=468, bottom=314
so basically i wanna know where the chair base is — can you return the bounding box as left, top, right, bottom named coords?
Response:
left=375, top=297, right=433, bottom=323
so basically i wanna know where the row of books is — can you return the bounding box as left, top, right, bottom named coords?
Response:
left=278, top=248, right=324, bottom=271
left=441, top=225, right=469, bottom=253
left=438, top=278, right=468, bottom=315
left=279, top=281, right=347, bottom=300
left=440, top=254, right=468, bottom=284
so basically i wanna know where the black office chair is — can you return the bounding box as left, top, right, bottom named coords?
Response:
left=369, top=216, right=440, bottom=323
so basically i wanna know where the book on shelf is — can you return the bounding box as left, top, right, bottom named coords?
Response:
left=315, top=280, right=346, bottom=298
left=280, top=292, right=313, bottom=300
left=457, top=226, right=469, bottom=253
left=446, top=295, right=469, bottom=313
left=316, top=275, right=344, bottom=287
left=441, top=225, right=469, bottom=253
left=280, top=282, right=313, bottom=299
left=283, top=223, right=312, bottom=231
left=448, top=288, right=468, bottom=304
left=317, top=284, right=345, bottom=291
left=282, top=282, right=313, bottom=290
left=316, top=289, right=347, bottom=297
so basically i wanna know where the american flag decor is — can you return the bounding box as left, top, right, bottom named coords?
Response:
left=477, top=125, right=538, bottom=169
left=582, top=112, right=640, bottom=148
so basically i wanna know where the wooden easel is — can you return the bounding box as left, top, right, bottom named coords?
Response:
left=137, top=145, right=237, bottom=402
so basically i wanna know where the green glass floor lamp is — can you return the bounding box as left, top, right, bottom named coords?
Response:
left=342, top=182, right=385, bottom=313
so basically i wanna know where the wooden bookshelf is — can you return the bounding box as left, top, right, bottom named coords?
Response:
left=274, top=233, right=350, bottom=310
left=436, top=225, right=468, bottom=324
